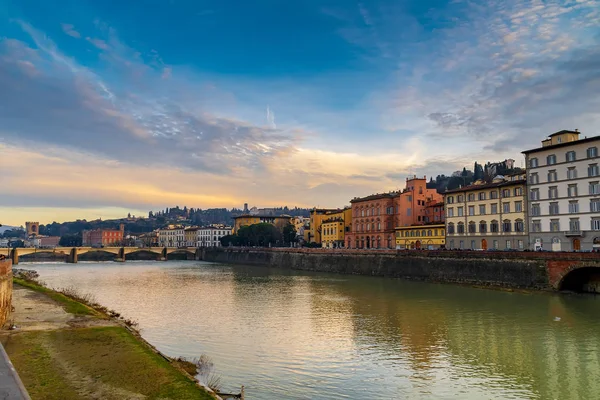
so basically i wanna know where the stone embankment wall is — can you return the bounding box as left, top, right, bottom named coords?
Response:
left=199, top=248, right=600, bottom=290
left=0, top=260, right=12, bottom=327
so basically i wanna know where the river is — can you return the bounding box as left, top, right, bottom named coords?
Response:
left=25, top=260, right=600, bottom=399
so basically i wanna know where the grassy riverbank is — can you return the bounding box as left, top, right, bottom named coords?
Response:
left=2, top=279, right=217, bottom=400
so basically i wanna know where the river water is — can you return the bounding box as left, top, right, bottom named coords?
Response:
left=26, top=260, right=600, bottom=399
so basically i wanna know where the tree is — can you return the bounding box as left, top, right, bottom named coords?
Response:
left=59, top=233, right=82, bottom=247
left=148, top=211, right=154, bottom=218
left=282, top=223, right=297, bottom=245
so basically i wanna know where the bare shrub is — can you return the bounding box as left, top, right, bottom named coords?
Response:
left=194, top=354, right=222, bottom=392
left=58, top=285, right=97, bottom=305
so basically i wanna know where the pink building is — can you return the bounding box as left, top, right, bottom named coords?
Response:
left=394, top=176, right=443, bottom=227
left=82, top=224, right=125, bottom=247
left=347, top=193, right=396, bottom=249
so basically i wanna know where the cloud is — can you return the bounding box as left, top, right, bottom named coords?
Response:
left=86, top=37, right=110, bottom=50
left=61, top=23, right=80, bottom=38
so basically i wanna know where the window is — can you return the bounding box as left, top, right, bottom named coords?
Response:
left=530, top=173, right=539, bottom=184
left=457, top=195, right=464, bottom=202
left=457, top=207, right=464, bottom=217
left=502, top=189, right=511, bottom=198
left=548, top=170, right=557, bottom=182
left=532, top=220, right=541, bottom=232
left=447, top=196, right=454, bottom=204
left=590, top=181, right=600, bottom=195
left=506, top=240, right=512, bottom=250
left=479, top=221, right=487, bottom=233
left=457, top=223, right=465, bottom=234
left=468, top=206, right=475, bottom=216
left=530, top=189, right=539, bottom=200
left=518, top=240, right=524, bottom=249
left=588, top=147, right=598, bottom=158
left=459, top=240, right=464, bottom=249
left=530, top=158, right=538, bottom=168
left=567, top=184, right=578, bottom=197
left=479, top=192, right=486, bottom=201
left=549, top=202, right=559, bottom=215
left=407, top=208, right=412, bottom=216
left=567, top=167, right=577, bottom=180
left=588, top=163, right=599, bottom=177
left=548, top=186, right=558, bottom=199
left=591, top=199, right=600, bottom=213
left=550, top=219, right=560, bottom=232
left=447, top=207, right=454, bottom=217
left=471, top=240, right=476, bottom=250
left=569, top=201, right=579, bottom=214
left=531, top=203, right=541, bottom=216
left=503, top=202, right=510, bottom=213
left=468, top=193, right=475, bottom=202
left=490, top=191, right=498, bottom=199
left=503, top=220, right=512, bottom=232
left=514, top=187, right=522, bottom=196
left=479, top=205, right=486, bottom=215
left=566, top=151, right=576, bottom=162
left=493, top=240, right=499, bottom=249
left=448, top=223, right=455, bottom=234
left=569, top=218, right=580, bottom=232
left=491, top=203, right=498, bottom=214
left=547, top=154, right=557, bottom=165
left=490, top=220, right=499, bottom=233
left=515, top=220, right=524, bottom=232
left=592, top=218, right=600, bottom=231
left=449, top=239, right=455, bottom=248
left=515, top=201, right=522, bottom=212
left=468, top=222, right=476, bottom=233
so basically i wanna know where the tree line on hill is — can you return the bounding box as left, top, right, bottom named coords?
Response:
left=426, top=161, right=524, bottom=193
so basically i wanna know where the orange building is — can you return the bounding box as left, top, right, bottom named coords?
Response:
left=82, top=224, right=125, bottom=247
left=347, top=193, right=396, bottom=249
left=394, top=176, right=443, bottom=227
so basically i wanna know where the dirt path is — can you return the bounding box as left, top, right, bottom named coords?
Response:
left=9, top=285, right=117, bottom=331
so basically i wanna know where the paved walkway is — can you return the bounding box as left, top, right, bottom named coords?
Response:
left=0, top=342, right=30, bottom=400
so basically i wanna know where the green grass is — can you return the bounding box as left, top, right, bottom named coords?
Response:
left=4, top=327, right=215, bottom=400
left=13, top=278, right=97, bottom=316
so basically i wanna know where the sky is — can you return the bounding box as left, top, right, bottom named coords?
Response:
left=1, top=0, right=600, bottom=226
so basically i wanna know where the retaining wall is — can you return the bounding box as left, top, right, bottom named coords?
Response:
left=200, top=248, right=557, bottom=289
left=0, top=259, right=12, bottom=327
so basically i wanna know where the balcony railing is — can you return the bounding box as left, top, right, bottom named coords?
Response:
left=565, top=230, right=584, bottom=237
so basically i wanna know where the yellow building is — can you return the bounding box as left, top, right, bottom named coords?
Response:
left=321, top=218, right=345, bottom=248
left=395, top=224, right=446, bottom=250
left=184, top=227, right=198, bottom=247
left=232, top=215, right=292, bottom=234
left=444, top=173, right=528, bottom=250
left=309, top=208, right=342, bottom=244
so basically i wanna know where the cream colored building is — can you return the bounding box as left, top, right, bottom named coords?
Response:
left=522, top=130, right=600, bottom=251
left=444, top=173, right=528, bottom=250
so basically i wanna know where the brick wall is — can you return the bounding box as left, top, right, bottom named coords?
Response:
left=0, top=260, right=12, bottom=327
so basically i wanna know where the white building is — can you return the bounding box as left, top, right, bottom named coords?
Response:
left=196, top=225, right=232, bottom=247
left=158, top=227, right=186, bottom=247
left=522, top=130, right=600, bottom=251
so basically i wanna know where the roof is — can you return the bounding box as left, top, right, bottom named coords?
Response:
left=395, top=223, right=446, bottom=230
left=350, top=192, right=397, bottom=203
left=426, top=201, right=444, bottom=207
left=548, top=129, right=579, bottom=137
left=443, top=179, right=526, bottom=194
left=522, top=135, right=600, bottom=154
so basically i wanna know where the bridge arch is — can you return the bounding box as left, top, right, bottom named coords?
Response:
left=558, top=265, right=600, bottom=293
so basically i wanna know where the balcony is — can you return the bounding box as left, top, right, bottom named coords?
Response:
left=565, top=230, right=584, bottom=237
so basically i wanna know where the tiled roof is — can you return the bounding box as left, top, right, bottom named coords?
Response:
left=443, top=179, right=526, bottom=194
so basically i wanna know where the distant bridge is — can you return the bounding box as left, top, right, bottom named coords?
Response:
left=1, top=247, right=200, bottom=265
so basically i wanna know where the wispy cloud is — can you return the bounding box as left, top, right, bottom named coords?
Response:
left=61, top=23, right=80, bottom=38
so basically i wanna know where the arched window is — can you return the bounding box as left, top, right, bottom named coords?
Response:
left=503, top=219, right=512, bottom=232
left=468, top=221, right=476, bottom=233
left=479, top=221, right=487, bottom=233
left=448, top=223, right=455, bottom=234
left=428, top=230, right=432, bottom=236
left=515, top=219, right=524, bottom=232
left=490, top=220, right=499, bottom=233
left=421, top=230, right=426, bottom=237
left=457, top=222, right=465, bottom=234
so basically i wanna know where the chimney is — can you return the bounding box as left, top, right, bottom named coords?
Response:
left=119, top=223, right=124, bottom=233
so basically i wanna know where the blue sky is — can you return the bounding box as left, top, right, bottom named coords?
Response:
left=1, top=0, right=600, bottom=225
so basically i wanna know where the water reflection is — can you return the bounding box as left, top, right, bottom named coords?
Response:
left=28, top=261, right=600, bottom=400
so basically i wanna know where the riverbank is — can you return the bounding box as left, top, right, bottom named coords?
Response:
left=199, top=248, right=600, bottom=291
left=1, top=278, right=218, bottom=400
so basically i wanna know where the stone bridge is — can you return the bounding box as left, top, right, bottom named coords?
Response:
left=2, top=247, right=200, bottom=265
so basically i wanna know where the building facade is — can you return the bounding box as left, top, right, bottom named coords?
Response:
left=394, top=177, right=444, bottom=227
left=196, top=226, right=231, bottom=247
left=522, top=130, right=600, bottom=251
left=32, top=236, right=60, bottom=248
left=395, top=224, right=446, bottom=250
left=444, top=174, right=528, bottom=250
left=157, top=227, right=185, bottom=247
left=347, top=193, right=396, bottom=249
left=185, top=227, right=199, bottom=247
left=82, top=224, right=125, bottom=247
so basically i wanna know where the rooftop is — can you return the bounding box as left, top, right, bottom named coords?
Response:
left=548, top=129, right=579, bottom=137
left=522, top=134, right=600, bottom=154
left=350, top=192, right=397, bottom=203
left=443, top=179, right=526, bottom=194
left=233, top=214, right=291, bottom=219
